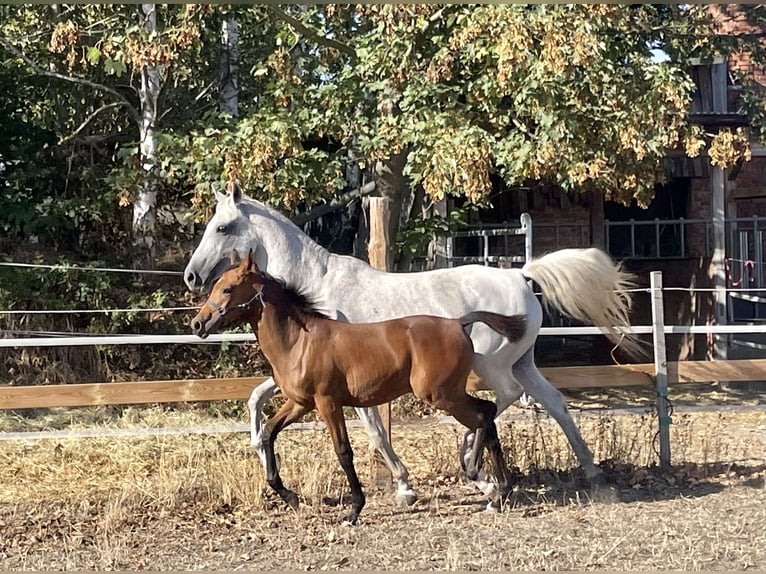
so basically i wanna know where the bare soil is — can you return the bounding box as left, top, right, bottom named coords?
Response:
left=0, top=408, right=764, bottom=571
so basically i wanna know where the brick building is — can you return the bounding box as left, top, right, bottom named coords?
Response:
left=445, top=6, right=766, bottom=363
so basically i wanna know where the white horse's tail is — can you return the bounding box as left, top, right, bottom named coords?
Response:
left=522, top=248, right=644, bottom=358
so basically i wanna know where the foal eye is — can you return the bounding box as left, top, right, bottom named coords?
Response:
left=222, top=287, right=232, bottom=295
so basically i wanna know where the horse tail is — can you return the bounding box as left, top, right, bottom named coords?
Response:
left=461, top=312, right=527, bottom=343
left=522, top=247, right=644, bottom=358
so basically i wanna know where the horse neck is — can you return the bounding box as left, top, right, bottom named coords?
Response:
left=250, top=282, right=314, bottom=360
left=247, top=201, right=333, bottom=287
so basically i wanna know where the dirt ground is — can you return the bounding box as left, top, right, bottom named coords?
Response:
left=1, top=406, right=764, bottom=571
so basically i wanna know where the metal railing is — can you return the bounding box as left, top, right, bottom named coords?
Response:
left=604, top=217, right=711, bottom=259
left=444, top=213, right=532, bottom=267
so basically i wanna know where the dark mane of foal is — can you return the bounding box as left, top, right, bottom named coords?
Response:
left=230, top=266, right=327, bottom=319
left=263, top=272, right=328, bottom=318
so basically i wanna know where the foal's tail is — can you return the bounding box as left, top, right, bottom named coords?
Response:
left=522, top=247, right=644, bottom=358
left=460, top=312, right=527, bottom=343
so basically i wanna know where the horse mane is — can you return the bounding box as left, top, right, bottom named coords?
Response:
left=257, top=270, right=329, bottom=319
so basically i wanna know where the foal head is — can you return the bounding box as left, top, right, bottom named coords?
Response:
left=190, top=249, right=266, bottom=339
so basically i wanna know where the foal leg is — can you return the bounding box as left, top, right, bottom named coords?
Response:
left=434, top=393, right=513, bottom=508
left=355, top=406, right=417, bottom=505
left=460, top=365, right=525, bottom=499
left=248, top=378, right=281, bottom=469
left=317, top=398, right=365, bottom=525
left=262, top=398, right=310, bottom=510
left=512, top=347, right=603, bottom=485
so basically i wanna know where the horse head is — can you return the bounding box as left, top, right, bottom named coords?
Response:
left=190, top=249, right=265, bottom=338
left=184, top=184, right=264, bottom=292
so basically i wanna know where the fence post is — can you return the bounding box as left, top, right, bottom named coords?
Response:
left=368, top=197, right=393, bottom=481
left=650, top=270, right=671, bottom=469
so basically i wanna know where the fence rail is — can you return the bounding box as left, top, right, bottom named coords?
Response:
left=2, top=359, right=765, bottom=411
left=2, top=272, right=766, bottom=468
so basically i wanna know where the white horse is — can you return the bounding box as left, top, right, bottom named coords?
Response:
left=184, top=185, right=639, bottom=504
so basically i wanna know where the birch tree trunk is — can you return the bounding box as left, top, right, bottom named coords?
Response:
left=218, top=10, right=239, bottom=118
left=133, top=3, right=162, bottom=265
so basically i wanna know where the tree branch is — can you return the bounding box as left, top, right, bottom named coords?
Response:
left=266, top=6, right=356, bottom=58
left=292, top=181, right=376, bottom=226
left=0, top=36, right=141, bottom=124
left=59, top=102, right=126, bottom=145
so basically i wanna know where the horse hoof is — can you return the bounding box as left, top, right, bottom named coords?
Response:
left=284, top=490, right=300, bottom=510
left=343, top=514, right=359, bottom=526
left=479, top=482, right=497, bottom=499
left=485, top=500, right=500, bottom=513
left=587, top=479, right=618, bottom=503
left=395, top=490, right=418, bottom=507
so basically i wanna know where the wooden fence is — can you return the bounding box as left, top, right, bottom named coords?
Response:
left=2, top=266, right=766, bottom=468
left=2, top=359, right=765, bottom=411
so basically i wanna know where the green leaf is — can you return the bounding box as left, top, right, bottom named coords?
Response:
left=86, top=46, right=101, bottom=66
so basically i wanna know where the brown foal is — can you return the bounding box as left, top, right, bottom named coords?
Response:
left=191, top=250, right=527, bottom=524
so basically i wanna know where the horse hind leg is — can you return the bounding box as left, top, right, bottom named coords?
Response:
left=460, top=431, right=497, bottom=499
left=513, top=348, right=603, bottom=485
left=430, top=391, right=513, bottom=509
left=459, top=367, right=525, bottom=501
left=355, top=406, right=417, bottom=506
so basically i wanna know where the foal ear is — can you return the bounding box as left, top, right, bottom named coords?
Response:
left=246, top=248, right=258, bottom=272
left=229, top=250, right=241, bottom=266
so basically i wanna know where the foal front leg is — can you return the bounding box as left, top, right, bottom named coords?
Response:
left=317, top=398, right=366, bottom=525
left=262, top=398, right=310, bottom=511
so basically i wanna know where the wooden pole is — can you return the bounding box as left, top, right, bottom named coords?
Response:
left=711, top=165, right=728, bottom=362
left=650, top=271, right=671, bottom=469
left=367, top=197, right=393, bottom=450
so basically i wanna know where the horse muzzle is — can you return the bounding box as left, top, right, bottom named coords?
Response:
left=191, top=313, right=213, bottom=339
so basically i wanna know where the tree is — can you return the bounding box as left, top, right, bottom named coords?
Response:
left=0, top=4, right=217, bottom=261
left=2, top=4, right=756, bottom=262
left=164, top=5, right=743, bottom=265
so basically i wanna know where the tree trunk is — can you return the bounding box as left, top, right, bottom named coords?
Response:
left=218, top=10, right=239, bottom=118
left=133, top=3, right=162, bottom=266
left=373, top=150, right=409, bottom=270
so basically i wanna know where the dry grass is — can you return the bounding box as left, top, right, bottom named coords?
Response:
left=0, top=407, right=764, bottom=570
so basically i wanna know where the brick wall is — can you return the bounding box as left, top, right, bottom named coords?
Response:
left=525, top=203, right=591, bottom=256
left=684, top=177, right=712, bottom=257
left=731, top=156, right=766, bottom=216
left=710, top=5, right=766, bottom=87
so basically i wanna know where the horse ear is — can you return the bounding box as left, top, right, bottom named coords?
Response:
left=213, top=183, right=227, bottom=204
left=231, top=182, right=242, bottom=204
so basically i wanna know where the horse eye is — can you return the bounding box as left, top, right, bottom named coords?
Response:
left=216, top=224, right=228, bottom=234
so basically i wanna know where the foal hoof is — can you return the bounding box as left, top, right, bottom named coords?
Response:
left=284, top=490, right=300, bottom=510
left=586, top=469, right=607, bottom=489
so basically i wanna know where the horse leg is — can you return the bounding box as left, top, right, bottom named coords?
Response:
left=317, top=398, right=366, bottom=525
left=431, top=393, right=513, bottom=509
left=354, top=406, right=417, bottom=506
left=262, top=397, right=310, bottom=510
left=512, top=347, right=603, bottom=485
left=248, top=378, right=281, bottom=469
left=459, top=368, right=525, bottom=500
